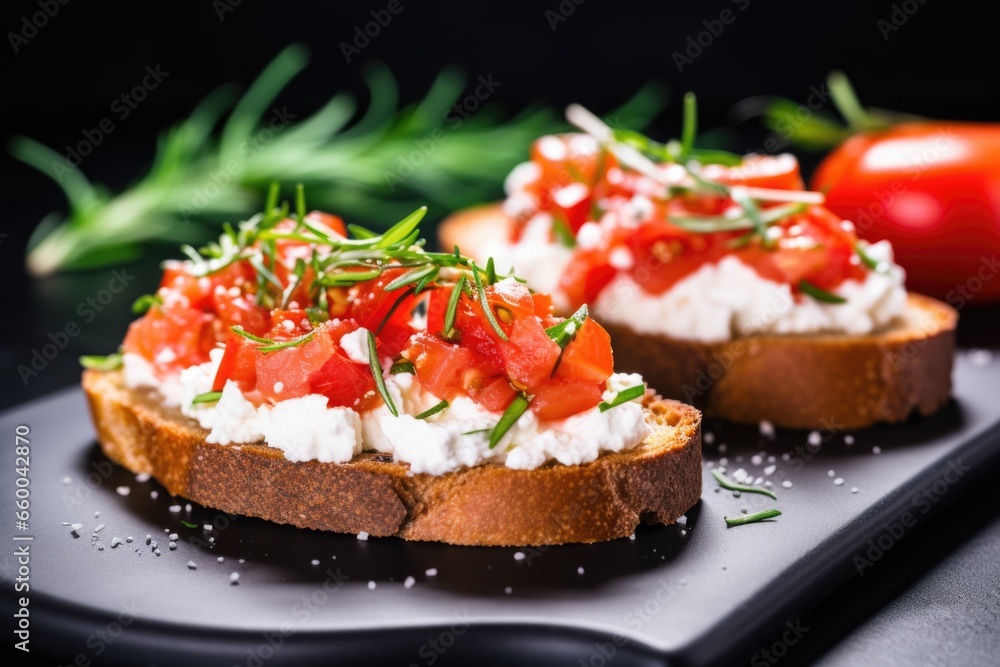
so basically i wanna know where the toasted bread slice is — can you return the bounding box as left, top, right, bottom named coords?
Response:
left=439, top=204, right=957, bottom=429
left=83, top=369, right=702, bottom=546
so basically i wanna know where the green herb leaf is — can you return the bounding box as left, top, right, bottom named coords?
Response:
left=383, top=265, right=437, bottom=292
left=390, top=359, right=415, bottom=375
left=462, top=428, right=490, bottom=436
left=552, top=216, right=576, bottom=248
left=192, top=391, right=223, bottom=405
left=305, top=306, right=329, bottom=324
left=368, top=330, right=397, bottom=417
left=799, top=279, right=847, bottom=304
left=230, top=326, right=275, bottom=345
left=545, top=304, right=589, bottom=349
left=724, top=508, right=782, bottom=528
left=855, top=243, right=888, bottom=273
left=489, top=393, right=530, bottom=449
left=180, top=520, right=199, bottom=529
left=347, top=224, right=378, bottom=239
left=731, top=189, right=772, bottom=248
left=131, top=294, right=162, bottom=315
left=376, top=207, right=427, bottom=249
left=79, top=353, right=123, bottom=371
left=472, top=262, right=508, bottom=341
left=295, top=183, right=307, bottom=226
left=598, top=384, right=646, bottom=412
left=415, top=400, right=449, bottom=420
left=680, top=92, right=697, bottom=159
left=485, top=257, right=497, bottom=285
left=374, top=288, right=416, bottom=336
left=442, top=274, right=466, bottom=339
left=711, top=469, right=778, bottom=500
left=257, top=329, right=317, bottom=352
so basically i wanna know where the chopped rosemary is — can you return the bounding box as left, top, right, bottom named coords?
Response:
left=551, top=216, right=576, bottom=248
left=711, top=469, right=778, bottom=500
left=724, top=509, right=782, bottom=528
left=294, top=183, right=307, bottom=226
left=668, top=202, right=806, bottom=235
left=258, top=329, right=317, bottom=352
left=192, top=391, right=223, bottom=405
left=799, top=280, right=847, bottom=304
left=462, top=428, right=490, bottom=436
left=545, top=304, right=589, bottom=349
left=368, top=330, right=398, bottom=417
left=384, top=265, right=438, bottom=292
left=376, top=206, right=427, bottom=249
left=374, top=288, right=417, bottom=336
left=305, top=306, right=329, bottom=324
left=347, top=224, right=378, bottom=239
left=180, top=520, right=199, bottom=529
left=485, top=257, right=497, bottom=285
left=230, top=326, right=274, bottom=345
left=679, top=92, right=697, bottom=159
left=390, top=360, right=415, bottom=375
left=442, top=274, right=466, bottom=339
left=415, top=400, right=449, bottom=420
left=599, top=384, right=646, bottom=412
left=730, top=189, right=773, bottom=248
left=79, top=353, right=123, bottom=371
left=131, top=294, right=162, bottom=315
left=489, top=393, right=530, bottom=449
left=472, top=262, right=508, bottom=341
left=855, top=243, right=888, bottom=273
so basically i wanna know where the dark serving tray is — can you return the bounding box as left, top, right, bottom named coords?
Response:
left=1, top=350, right=998, bottom=666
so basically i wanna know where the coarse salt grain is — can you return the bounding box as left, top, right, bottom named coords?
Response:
left=357, top=531, right=369, bottom=541
left=872, top=446, right=882, bottom=454
left=807, top=431, right=822, bottom=446
left=367, top=581, right=376, bottom=590
left=845, top=435, right=855, bottom=445
left=782, top=481, right=793, bottom=489
left=230, top=573, right=240, bottom=585
left=187, top=561, right=197, bottom=570
left=751, top=455, right=763, bottom=466
left=759, top=420, right=775, bottom=439
left=169, top=505, right=181, bottom=513
left=834, top=478, right=844, bottom=486
left=425, top=568, right=438, bottom=577
left=404, top=576, right=416, bottom=589
left=513, top=552, right=525, bottom=561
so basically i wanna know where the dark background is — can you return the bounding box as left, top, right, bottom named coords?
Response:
left=1, top=1, right=999, bottom=665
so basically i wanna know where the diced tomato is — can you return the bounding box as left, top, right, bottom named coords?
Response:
left=309, top=352, right=377, bottom=410
left=122, top=305, right=215, bottom=372
left=624, top=220, right=718, bottom=295
left=554, top=319, right=613, bottom=384
left=559, top=247, right=617, bottom=309
left=347, top=269, right=419, bottom=357
left=530, top=379, right=603, bottom=421
left=498, top=317, right=561, bottom=392
left=470, top=376, right=518, bottom=413
left=213, top=292, right=271, bottom=338
left=531, top=292, right=554, bottom=317
left=304, top=211, right=347, bottom=237
left=212, top=331, right=259, bottom=392
left=255, top=329, right=335, bottom=403
left=404, top=333, right=475, bottom=400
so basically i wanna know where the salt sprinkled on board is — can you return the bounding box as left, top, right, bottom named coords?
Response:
left=834, top=478, right=845, bottom=486
left=425, top=568, right=438, bottom=577
left=185, top=504, right=192, bottom=512
left=504, top=587, right=513, bottom=594
left=851, top=488, right=859, bottom=494
left=750, top=455, right=763, bottom=466
left=367, top=581, right=376, bottom=590
left=872, top=446, right=882, bottom=455
left=703, top=432, right=715, bottom=445
left=230, top=573, right=240, bottom=585
left=311, top=559, right=320, bottom=566
left=111, top=538, right=123, bottom=548
left=676, top=515, right=688, bottom=526
left=828, top=470, right=835, bottom=477
left=782, top=481, right=793, bottom=489
left=169, top=542, right=177, bottom=550
left=759, top=420, right=775, bottom=439
left=187, top=561, right=197, bottom=570
left=763, top=465, right=776, bottom=476
left=629, top=533, right=636, bottom=541
left=718, top=444, right=727, bottom=454
left=135, top=473, right=151, bottom=483
left=844, top=435, right=855, bottom=445
left=62, top=477, right=72, bottom=485
left=150, top=490, right=159, bottom=500
left=513, top=552, right=526, bottom=561
left=168, top=505, right=181, bottom=513
left=94, top=511, right=100, bottom=518
left=807, top=431, right=822, bottom=446
left=357, top=531, right=369, bottom=541
left=168, top=533, right=179, bottom=541
left=93, top=524, right=105, bottom=533
left=577, top=567, right=585, bottom=575
left=404, top=576, right=416, bottom=589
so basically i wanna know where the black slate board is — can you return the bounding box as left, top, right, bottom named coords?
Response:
left=1, top=351, right=999, bottom=667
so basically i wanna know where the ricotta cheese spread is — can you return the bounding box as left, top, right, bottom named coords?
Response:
left=123, top=351, right=651, bottom=476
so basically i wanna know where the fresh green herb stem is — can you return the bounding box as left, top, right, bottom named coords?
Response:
left=192, top=391, right=223, bottom=404
left=799, top=280, right=847, bottom=304
left=724, top=509, right=782, bottom=527
left=79, top=353, right=123, bottom=371
left=489, top=394, right=530, bottom=449
left=711, top=469, right=778, bottom=500
left=599, top=385, right=645, bottom=412
left=368, top=330, right=398, bottom=417
left=415, top=400, right=449, bottom=420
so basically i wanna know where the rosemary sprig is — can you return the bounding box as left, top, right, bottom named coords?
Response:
left=390, top=360, right=415, bottom=375
left=415, top=400, right=449, bottom=420
left=131, top=294, right=162, bottom=315
left=799, top=280, right=847, bottom=304
left=442, top=274, right=466, bottom=339
left=724, top=509, right=782, bottom=528
left=545, top=304, right=589, bottom=349
left=855, top=244, right=888, bottom=274
left=599, top=385, right=646, bottom=412
left=472, top=262, right=508, bottom=341
left=79, top=353, right=123, bottom=371
left=711, top=469, right=778, bottom=500
left=489, top=393, right=530, bottom=449
left=368, top=330, right=397, bottom=417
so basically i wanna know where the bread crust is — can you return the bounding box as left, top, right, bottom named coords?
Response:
left=439, top=204, right=957, bottom=429
left=83, top=370, right=702, bottom=546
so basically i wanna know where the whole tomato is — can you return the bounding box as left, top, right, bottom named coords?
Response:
left=811, top=122, right=1000, bottom=303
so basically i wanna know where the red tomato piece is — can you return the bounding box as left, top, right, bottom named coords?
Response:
left=498, top=317, right=561, bottom=392
left=122, top=305, right=215, bottom=372
left=405, top=333, right=475, bottom=400
left=554, top=319, right=614, bottom=385
left=530, top=379, right=603, bottom=421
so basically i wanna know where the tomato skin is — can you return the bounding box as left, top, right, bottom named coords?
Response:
left=347, top=269, right=419, bottom=357
left=813, top=122, right=1000, bottom=300
left=309, top=352, right=377, bottom=410
left=122, top=305, right=215, bottom=371
left=405, top=333, right=475, bottom=400
left=212, top=332, right=258, bottom=392
left=470, top=376, right=518, bottom=413
left=498, top=317, right=561, bottom=392
left=555, top=319, right=614, bottom=385
left=530, top=379, right=604, bottom=421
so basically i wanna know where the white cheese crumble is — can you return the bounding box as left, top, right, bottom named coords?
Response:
left=124, top=349, right=651, bottom=475
left=339, top=328, right=371, bottom=364
left=591, top=244, right=906, bottom=342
